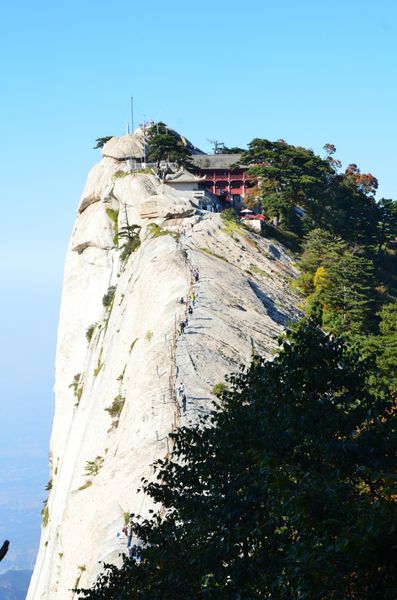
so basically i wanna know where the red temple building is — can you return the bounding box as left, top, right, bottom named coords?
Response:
left=191, top=154, right=251, bottom=204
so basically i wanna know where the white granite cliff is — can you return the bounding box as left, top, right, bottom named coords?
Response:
left=27, top=133, right=301, bottom=598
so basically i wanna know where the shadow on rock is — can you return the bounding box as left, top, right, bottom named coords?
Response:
left=248, top=280, right=289, bottom=326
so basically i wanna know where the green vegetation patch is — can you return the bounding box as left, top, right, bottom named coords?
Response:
left=146, top=122, right=193, bottom=169
left=117, top=365, right=127, bottom=381
left=94, top=348, right=104, bottom=377
left=84, top=456, right=104, bottom=477
left=94, top=358, right=103, bottom=377
left=105, top=395, right=126, bottom=429
left=78, top=480, right=93, bottom=491
left=146, top=223, right=171, bottom=239
left=105, top=207, right=119, bottom=245
left=69, top=373, right=84, bottom=406
left=135, top=167, right=155, bottom=174
left=248, top=264, right=270, bottom=278
left=86, top=323, right=97, bottom=343
left=220, top=208, right=242, bottom=236
left=93, top=136, right=113, bottom=149
left=118, top=224, right=141, bottom=263
left=199, top=247, right=228, bottom=262
left=113, top=170, right=130, bottom=179
left=212, top=382, right=227, bottom=397
left=41, top=505, right=49, bottom=527
left=102, top=286, right=116, bottom=310
left=129, top=338, right=138, bottom=353
left=145, top=330, right=153, bottom=342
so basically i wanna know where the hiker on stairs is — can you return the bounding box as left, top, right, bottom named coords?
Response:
left=178, top=383, right=187, bottom=413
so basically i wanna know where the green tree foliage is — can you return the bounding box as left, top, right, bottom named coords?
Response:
left=376, top=198, right=397, bottom=257
left=84, top=456, right=104, bottom=477
left=296, top=230, right=376, bottom=336
left=240, top=138, right=379, bottom=245
left=221, top=145, right=246, bottom=154
left=261, top=192, right=303, bottom=236
left=372, top=302, right=397, bottom=394
left=118, top=224, right=141, bottom=262
left=78, top=321, right=397, bottom=599
left=102, top=286, right=116, bottom=309
left=93, top=136, right=113, bottom=149
left=240, top=138, right=336, bottom=232
left=146, top=122, right=192, bottom=168
left=297, top=229, right=347, bottom=285
left=326, top=175, right=378, bottom=247
left=320, top=253, right=375, bottom=336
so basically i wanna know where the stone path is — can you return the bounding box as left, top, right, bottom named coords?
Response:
left=173, top=214, right=301, bottom=425
left=174, top=230, right=211, bottom=423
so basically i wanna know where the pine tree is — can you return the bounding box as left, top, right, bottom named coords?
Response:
left=93, top=136, right=113, bottom=149
left=321, top=253, right=374, bottom=335
left=240, top=138, right=379, bottom=245
left=241, top=139, right=335, bottom=233
left=375, top=302, right=397, bottom=393
left=296, top=229, right=347, bottom=291
left=146, top=122, right=192, bottom=168
left=376, top=198, right=397, bottom=256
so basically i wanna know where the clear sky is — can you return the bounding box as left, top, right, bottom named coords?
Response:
left=0, top=0, right=396, bottom=572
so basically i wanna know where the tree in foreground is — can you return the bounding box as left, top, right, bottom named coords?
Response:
left=78, top=321, right=397, bottom=599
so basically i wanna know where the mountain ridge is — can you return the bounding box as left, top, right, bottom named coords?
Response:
left=27, top=132, right=301, bottom=598
left=0, top=569, right=32, bottom=600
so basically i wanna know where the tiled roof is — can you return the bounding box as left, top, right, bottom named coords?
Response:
left=191, top=154, right=243, bottom=170
left=164, top=168, right=205, bottom=183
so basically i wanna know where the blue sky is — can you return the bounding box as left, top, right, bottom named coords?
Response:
left=0, top=0, right=396, bottom=573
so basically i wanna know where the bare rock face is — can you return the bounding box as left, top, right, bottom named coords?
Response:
left=101, top=131, right=145, bottom=160
left=27, top=133, right=302, bottom=599
left=139, top=193, right=195, bottom=220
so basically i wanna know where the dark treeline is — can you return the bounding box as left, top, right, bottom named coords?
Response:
left=241, top=139, right=397, bottom=384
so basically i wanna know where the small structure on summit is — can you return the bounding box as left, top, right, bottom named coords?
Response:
left=191, top=153, right=251, bottom=205
left=163, top=168, right=205, bottom=195
left=100, top=125, right=254, bottom=211
left=163, top=168, right=218, bottom=211
left=240, top=210, right=265, bottom=232
left=163, top=154, right=253, bottom=211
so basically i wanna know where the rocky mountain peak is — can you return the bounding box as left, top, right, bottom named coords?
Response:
left=27, top=135, right=301, bottom=598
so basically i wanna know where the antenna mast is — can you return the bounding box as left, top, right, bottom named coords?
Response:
left=130, top=96, right=134, bottom=133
